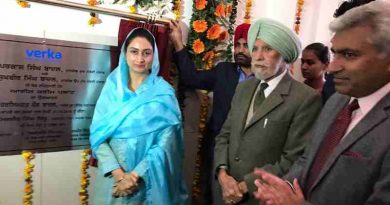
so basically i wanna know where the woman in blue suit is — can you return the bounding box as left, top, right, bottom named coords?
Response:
left=90, top=27, right=187, bottom=205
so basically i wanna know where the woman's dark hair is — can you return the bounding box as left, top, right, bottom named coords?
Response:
left=123, top=28, right=155, bottom=52
left=304, top=43, right=330, bottom=64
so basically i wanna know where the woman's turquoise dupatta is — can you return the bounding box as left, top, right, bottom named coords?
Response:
left=90, top=28, right=187, bottom=204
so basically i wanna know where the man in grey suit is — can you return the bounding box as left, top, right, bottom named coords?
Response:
left=214, top=18, right=322, bottom=205
left=253, top=1, right=390, bottom=205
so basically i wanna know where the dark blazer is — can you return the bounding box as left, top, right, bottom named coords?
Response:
left=173, top=48, right=240, bottom=136
left=285, top=92, right=390, bottom=205
left=214, top=73, right=322, bottom=205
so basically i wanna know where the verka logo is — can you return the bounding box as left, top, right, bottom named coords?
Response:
left=25, top=49, right=62, bottom=62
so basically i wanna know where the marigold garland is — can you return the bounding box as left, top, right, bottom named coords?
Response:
left=191, top=91, right=209, bottom=199
left=86, top=0, right=102, bottom=27
left=291, top=0, right=304, bottom=74
left=22, top=151, right=35, bottom=205
left=16, top=0, right=30, bottom=8
left=244, top=0, right=252, bottom=23
left=80, top=149, right=91, bottom=205
left=88, top=12, right=102, bottom=26
left=294, top=0, right=305, bottom=34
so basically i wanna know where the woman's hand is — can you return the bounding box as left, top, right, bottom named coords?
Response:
left=112, top=171, right=140, bottom=197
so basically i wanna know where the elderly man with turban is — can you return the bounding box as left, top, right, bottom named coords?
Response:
left=169, top=21, right=253, bottom=205
left=213, top=18, right=322, bottom=205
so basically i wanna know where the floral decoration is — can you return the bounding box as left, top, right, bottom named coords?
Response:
left=193, top=20, right=208, bottom=33
left=195, top=0, right=207, bottom=10
left=16, top=0, right=30, bottom=8
left=244, top=0, right=252, bottom=23
left=86, top=0, right=176, bottom=25
left=172, top=0, right=182, bottom=20
left=294, top=0, right=305, bottom=34
left=88, top=12, right=102, bottom=26
left=187, top=0, right=235, bottom=70
left=214, top=3, right=225, bottom=17
left=80, top=149, right=91, bottom=205
left=22, top=151, right=35, bottom=205
left=192, top=39, right=205, bottom=54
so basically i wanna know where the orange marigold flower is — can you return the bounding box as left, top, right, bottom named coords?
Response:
left=88, top=17, right=98, bottom=26
left=218, top=30, right=229, bottom=42
left=207, top=24, right=222, bottom=40
left=225, top=4, right=232, bottom=15
left=195, top=0, right=207, bottom=10
left=193, top=20, right=208, bottom=33
left=192, top=39, right=205, bottom=54
left=214, top=3, right=226, bottom=17
left=247, top=1, right=252, bottom=7
left=17, top=1, right=30, bottom=8
left=87, top=0, right=98, bottom=6
left=203, top=51, right=215, bottom=62
left=24, top=188, right=33, bottom=194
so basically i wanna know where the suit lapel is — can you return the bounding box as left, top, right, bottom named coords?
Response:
left=244, top=74, right=292, bottom=131
left=301, top=95, right=349, bottom=187
left=309, top=93, right=390, bottom=193
left=237, top=78, right=260, bottom=135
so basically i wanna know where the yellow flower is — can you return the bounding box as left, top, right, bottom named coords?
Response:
left=88, top=17, right=98, bottom=26
left=174, top=10, right=181, bottom=20
left=129, top=5, right=137, bottom=13
left=24, top=172, right=32, bottom=179
left=22, top=151, right=32, bottom=160
left=17, top=0, right=30, bottom=8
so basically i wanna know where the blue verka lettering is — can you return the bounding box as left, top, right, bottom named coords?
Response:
left=25, top=49, right=62, bottom=62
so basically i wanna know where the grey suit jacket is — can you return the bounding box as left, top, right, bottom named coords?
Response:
left=214, top=74, right=322, bottom=204
left=285, top=92, right=390, bottom=205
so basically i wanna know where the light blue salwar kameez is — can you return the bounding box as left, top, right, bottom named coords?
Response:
left=90, top=28, right=187, bottom=205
